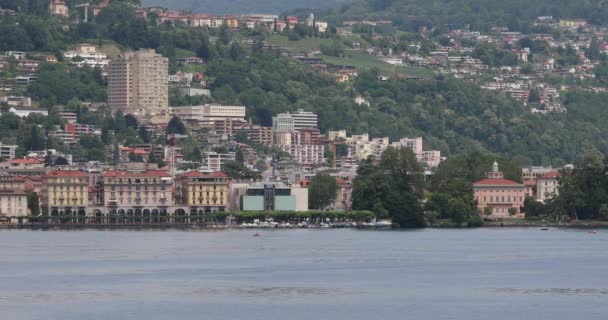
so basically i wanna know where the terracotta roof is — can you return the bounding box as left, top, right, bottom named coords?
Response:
left=8, top=158, right=42, bottom=164
left=132, top=149, right=148, bottom=155
left=473, top=178, right=523, bottom=187
left=102, top=170, right=171, bottom=178
left=46, top=170, right=87, bottom=177
left=524, top=180, right=537, bottom=186
left=180, top=170, right=227, bottom=178
left=538, top=171, right=560, bottom=179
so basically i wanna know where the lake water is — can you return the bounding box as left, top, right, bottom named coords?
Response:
left=0, top=228, right=607, bottom=319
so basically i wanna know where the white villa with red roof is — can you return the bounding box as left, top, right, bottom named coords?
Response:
left=473, top=161, right=525, bottom=218
left=536, top=171, right=561, bottom=203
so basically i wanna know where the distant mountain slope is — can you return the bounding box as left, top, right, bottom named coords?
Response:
left=141, top=0, right=352, bottom=14
left=327, top=0, right=608, bottom=31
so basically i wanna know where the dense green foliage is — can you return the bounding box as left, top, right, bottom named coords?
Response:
left=3, top=1, right=608, bottom=166
left=141, top=0, right=350, bottom=14
left=425, top=152, right=521, bottom=225
left=28, top=64, right=106, bottom=107
left=352, top=147, right=426, bottom=227
left=329, top=0, right=608, bottom=31
left=525, top=155, right=608, bottom=221
left=308, top=174, right=339, bottom=209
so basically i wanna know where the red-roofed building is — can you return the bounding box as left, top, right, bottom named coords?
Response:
left=473, top=162, right=525, bottom=218
left=41, top=170, right=89, bottom=220
left=0, top=173, right=29, bottom=222
left=175, top=170, right=229, bottom=214
left=2, top=157, right=42, bottom=167
left=524, top=179, right=536, bottom=198
left=536, top=171, right=561, bottom=203
left=3, top=157, right=46, bottom=177
left=101, top=170, right=174, bottom=221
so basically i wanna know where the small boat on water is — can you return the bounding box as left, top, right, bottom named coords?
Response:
left=253, top=233, right=261, bottom=237
left=587, top=230, right=597, bottom=234
left=540, top=228, right=549, bottom=231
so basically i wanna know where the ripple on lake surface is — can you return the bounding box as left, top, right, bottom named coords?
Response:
left=485, top=288, right=608, bottom=296
left=0, top=228, right=607, bottom=320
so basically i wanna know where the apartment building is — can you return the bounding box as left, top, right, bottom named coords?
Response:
left=102, top=170, right=173, bottom=209
left=171, top=104, right=246, bottom=127
left=175, top=170, right=229, bottom=213
left=0, top=143, right=17, bottom=160
left=108, top=49, right=169, bottom=122
left=206, top=152, right=236, bottom=171
left=272, top=109, right=318, bottom=132
left=0, top=174, right=28, bottom=221
left=47, top=124, right=101, bottom=144
left=40, top=170, right=89, bottom=216
left=279, top=144, right=325, bottom=165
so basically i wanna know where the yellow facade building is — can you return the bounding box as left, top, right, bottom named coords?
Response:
left=41, top=170, right=89, bottom=218
left=176, top=171, right=229, bottom=213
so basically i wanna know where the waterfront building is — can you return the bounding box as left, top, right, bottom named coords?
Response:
left=272, top=109, right=318, bottom=132
left=241, top=183, right=308, bottom=211
left=0, top=174, right=28, bottom=222
left=536, top=171, right=560, bottom=203
left=473, top=162, right=525, bottom=218
left=327, top=178, right=353, bottom=211
left=102, top=170, right=173, bottom=208
left=175, top=170, right=229, bottom=214
left=108, top=49, right=169, bottom=122
left=40, top=170, right=89, bottom=218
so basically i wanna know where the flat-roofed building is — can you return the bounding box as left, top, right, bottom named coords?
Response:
left=171, top=104, right=246, bottom=127
left=241, top=183, right=308, bottom=211
left=272, top=109, right=318, bottom=132
left=206, top=152, right=235, bottom=171
left=108, top=49, right=169, bottom=122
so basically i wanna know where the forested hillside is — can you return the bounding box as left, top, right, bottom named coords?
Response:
left=324, top=0, right=608, bottom=31
left=141, top=0, right=351, bottom=14
left=2, top=1, right=608, bottom=165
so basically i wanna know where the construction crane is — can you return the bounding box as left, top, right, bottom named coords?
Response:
left=75, top=3, right=90, bottom=23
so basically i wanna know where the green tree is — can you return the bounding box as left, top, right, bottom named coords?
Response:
left=308, top=174, right=339, bottom=210
left=166, top=116, right=187, bottom=134
left=27, top=192, right=40, bottom=216
left=128, top=152, right=144, bottom=162
left=352, top=147, right=426, bottom=228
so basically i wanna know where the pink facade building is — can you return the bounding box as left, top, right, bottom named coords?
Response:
left=473, top=162, right=525, bottom=218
